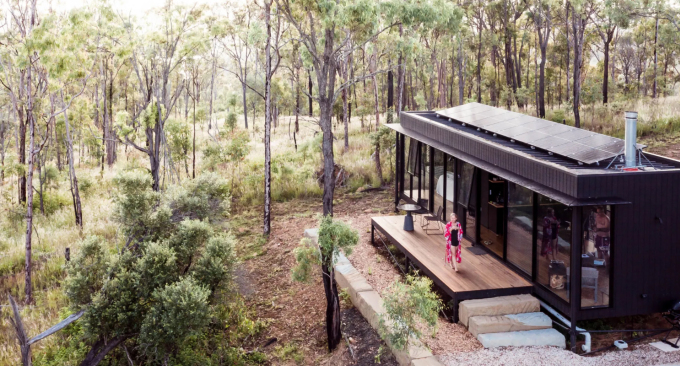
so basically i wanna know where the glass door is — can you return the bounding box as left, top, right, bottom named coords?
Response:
left=506, top=182, right=534, bottom=275
left=479, top=170, right=505, bottom=257
left=457, top=161, right=477, bottom=243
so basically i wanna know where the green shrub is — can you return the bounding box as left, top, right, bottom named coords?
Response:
left=63, top=172, right=238, bottom=363
left=378, top=275, right=443, bottom=350
left=78, top=175, right=94, bottom=198
left=33, top=191, right=70, bottom=216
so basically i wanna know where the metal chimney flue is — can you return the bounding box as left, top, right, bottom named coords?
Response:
left=625, top=111, right=638, bottom=168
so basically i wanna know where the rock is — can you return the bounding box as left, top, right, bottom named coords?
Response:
left=459, top=294, right=540, bottom=327
left=468, top=312, right=552, bottom=337
left=476, top=328, right=566, bottom=349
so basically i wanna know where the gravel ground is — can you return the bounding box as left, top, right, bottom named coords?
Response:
left=438, top=345, right=680, bottom=366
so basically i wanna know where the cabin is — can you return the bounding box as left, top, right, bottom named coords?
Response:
left=373, top=103, right=680, bottom=347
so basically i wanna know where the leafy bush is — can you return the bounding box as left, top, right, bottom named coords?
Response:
left=77, top=175, right=94, bottom=197
left=378, top=275, right=443, bottom=350
left=33, top=191, right=71, bottom=216
left=63, top=172, right=238, bottom=363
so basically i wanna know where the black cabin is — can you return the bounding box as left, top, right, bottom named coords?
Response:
left=386, top=103, right=680, bottom=323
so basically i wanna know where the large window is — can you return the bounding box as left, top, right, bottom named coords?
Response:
left=445, top=155, right=456, bottom=221
left=404, top=137, right=417, bottom=200
left=420, top=144, right=431, bottom=209
left=581, top=205, right=612, bottom=308
left=536, top=195, right=572, bottom=302
left=432, top=149, right=447, bottom=220
left=458, top=161, right=477, bottom=242
left=507, top=182, right=534, bottom=275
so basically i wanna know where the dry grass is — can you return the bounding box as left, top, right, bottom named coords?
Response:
left=0, top=162, right=125, bottom=365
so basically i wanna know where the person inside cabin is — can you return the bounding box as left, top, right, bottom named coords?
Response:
left=541, top=208, right=560, bottom=261
left=444, top=213, right=463, bottom=272
left=594, top=206, right=611, bottom=266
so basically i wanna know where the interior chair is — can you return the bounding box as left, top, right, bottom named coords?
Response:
left=581, top=267, right=600, bottom=304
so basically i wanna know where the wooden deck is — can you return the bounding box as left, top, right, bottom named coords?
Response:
left=371, top=215, right=532, bottom=322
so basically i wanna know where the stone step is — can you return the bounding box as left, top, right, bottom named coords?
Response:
left=477, top=328, right=566, bottom=349
left=459, top=294, right=540, bottom=327
left=468, top=312, right=552, bottom=337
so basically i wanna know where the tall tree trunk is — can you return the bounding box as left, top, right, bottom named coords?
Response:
left=653, top=13, right=658, bottom=98
left=387, top=69, right=394, bottom=112
left=208, top=53, right=216, bottom=132
left=263, top=0, right=273, bottom=235
left=476, top=23, right=482, bottom=103
left=24, top=79, right=35, bottom=305
left=565, top=2, right=570, bottom=101
left=192, top=83, right=196, bottom=179
left=62, top=104, right=83, bottom=228
left=241, top=82, right=249, bottom=129
left=536, top=3, right=551, bottom=118
left=106, top=71, right=116, bottom=166
left=603, top=36, right=610, bottom=104
left=572, top=6, right=585, bottom=128
left=458, top=36, right=464, bottom=105
left=295, top=68, right=300, bottom=133
left=18, top=111, right=26, bottom=204
left=321, top=263, right=340, bottom=352
left=308, top=69, right=313, bottom=116
left=397, top=24, right=405, bottom=116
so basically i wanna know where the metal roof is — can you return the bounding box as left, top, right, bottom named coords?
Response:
left=436, top=103, right=645, bottom=165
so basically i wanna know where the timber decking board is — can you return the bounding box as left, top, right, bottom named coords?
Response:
left=372, top=215, right=532, bottom=295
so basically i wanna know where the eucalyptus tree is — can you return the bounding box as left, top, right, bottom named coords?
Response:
left=220, top=2, right=257, bottom=130
left=46, top=7, right=103, bottom=228
left=571, top=0, right=596, bottom=128
left=119, top=3, right=205, bottom=191
left=277, top=0, right=461, bottom=351
left=0, top=0, right=54, bottom=304
left=263, top=0, right=285, bottom=235
left=592, top=0, right=634, bottom=104
left=530, top=0, right=552, bottom=117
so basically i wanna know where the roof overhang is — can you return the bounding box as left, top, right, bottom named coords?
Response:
left=386, top=123, right=631, bottom=207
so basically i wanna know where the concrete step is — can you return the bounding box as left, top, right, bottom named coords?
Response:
left=459, top=294, right=540, bottom=327
left=468, top=312, right=552, bottom=337
left=477, top=328, right=566, bottom=349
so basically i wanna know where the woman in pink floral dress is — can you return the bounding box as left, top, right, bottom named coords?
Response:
left=444, top=213, right=463, bottom=272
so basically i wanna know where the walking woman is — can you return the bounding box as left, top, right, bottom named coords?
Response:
left=444, top=213, right=463, bottom=272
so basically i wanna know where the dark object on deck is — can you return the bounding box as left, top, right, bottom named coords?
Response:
left=412, top=198, right=429, bottom=224
left=465, top=246, right=488, bottom=256
left=422, top=206, right=444, bottom=233
left=397, top=203, right=421, bottom=232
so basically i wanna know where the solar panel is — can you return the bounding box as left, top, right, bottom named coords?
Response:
left=598, top=141, right=626, bottom=154
left=513, top=130, right=551, bottom=144
left=496, top=125, right=536, bottom=137
left=531, top=136, right=570, bottom=150
left=436, top=103, right=645, bottom=164
left=572, top=148, right=618, bottom=163
left=555, top=128, right=594, bottom=142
